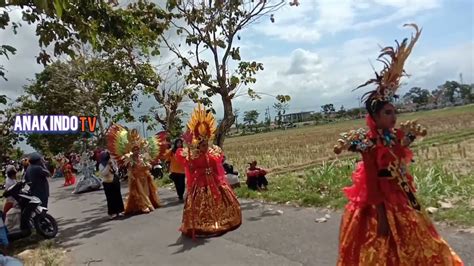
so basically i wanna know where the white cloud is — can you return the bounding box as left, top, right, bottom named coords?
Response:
left=222, top=39, right=473, bottom=117
left=252, top=0, right=442, bottom=43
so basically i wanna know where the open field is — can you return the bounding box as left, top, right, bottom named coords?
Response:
left=224, top=104, right=474, bottom=176
left=225, top=105, right=474, bottom=226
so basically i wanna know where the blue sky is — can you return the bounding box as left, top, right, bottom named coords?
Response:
left=0, top=0, right=473, bottom=151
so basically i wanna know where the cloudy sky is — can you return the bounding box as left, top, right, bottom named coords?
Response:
left=0, top=0, right=473, bottom=151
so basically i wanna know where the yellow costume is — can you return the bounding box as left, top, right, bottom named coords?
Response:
left=106, top=125, right=167, bottom=215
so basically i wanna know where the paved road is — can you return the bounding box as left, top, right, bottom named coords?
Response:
left=48, top=179, right=474, bottom=266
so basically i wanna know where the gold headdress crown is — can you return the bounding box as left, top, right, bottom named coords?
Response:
left=356, top=23, right=422, bottom=110
left=185, top=104, right=216, bottom=146
left=126, top=128, right=146, bottom=151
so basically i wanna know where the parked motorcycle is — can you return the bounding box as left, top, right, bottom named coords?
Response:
left=1, top=181, right=58, bottom=241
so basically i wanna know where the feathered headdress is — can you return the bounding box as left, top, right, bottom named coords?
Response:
left=106, top=124, right=167, bottom=166
left=356, top=23, right=422, bottom=112
left=184, top=104, right=216, bottom=147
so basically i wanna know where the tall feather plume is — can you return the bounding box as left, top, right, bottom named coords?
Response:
left=106, top=124, right=129, bottom=166
left=146, top=131, right=168, bottom=162
left=356, top=23, right=422, bottom=102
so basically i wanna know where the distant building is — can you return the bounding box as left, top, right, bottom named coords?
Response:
left=281, top=111, right=314, bottom=123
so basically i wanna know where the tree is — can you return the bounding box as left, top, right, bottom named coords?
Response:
left=438, top=81, right=460, bottom=103
left=430, top=89, right=444, bottom=105
left=149, top=74, right=188, bottom=139
left=321, top=104, right=335, bottom=116
left=15, top=55, right=147, bottom=153
left=458, top=83, right=473, bottom=103
left=403, top=87, right=430, bottom=106
left=1, top=1, right=171, bottom=102
left=243, top=110, right=259, bottom=132
left=163, top=0, right=294, bottom=147
left=0, top=101, right=23, bottom=162
left=273, top=102, right=289, bottom=128
left=311, top=112, right=323, bottom=123
left=1, top=0, right=170, bottom=65
left=337, top=105, right=346, bottom=118
left=10, top=147, right=25, bottom=161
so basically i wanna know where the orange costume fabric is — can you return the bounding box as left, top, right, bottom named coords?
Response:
left=337, top=116, right=464, bottom=265
left=177, top=146, right=242, bottom=239
left=163, top=150, right=185, bottom=174
left=123, top=155, right=160, bottom=215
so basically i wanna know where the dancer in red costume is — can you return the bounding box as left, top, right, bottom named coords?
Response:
left=334, top=24, right=463, bottom=265
left=176, top=104, right=242, bottom=239
left=61, top=157, right=76, bottom=187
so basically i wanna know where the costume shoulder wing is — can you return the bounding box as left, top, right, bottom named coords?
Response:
left=145, top=131, right=168, bottom=163
left=209, top=145, right=224, bottom=160
left=106, top=124, right=129, bottom=166
left=333, top=128, right=374, bottom=154
left=399, top=120, right=427, bottom=146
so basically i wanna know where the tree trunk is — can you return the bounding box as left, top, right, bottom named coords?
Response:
left=215, top=95, right=235, bottom=148
left=95, top=105, right=106, bottom=147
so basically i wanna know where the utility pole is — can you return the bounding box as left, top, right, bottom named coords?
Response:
left=460, top=73, right=463, bottom=84
left=265, top=106, right=271, bottom=126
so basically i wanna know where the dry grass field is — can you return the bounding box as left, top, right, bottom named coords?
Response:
left=226, top=104, right=474, bottom=226
left=224, top=104, right=474, bottom=176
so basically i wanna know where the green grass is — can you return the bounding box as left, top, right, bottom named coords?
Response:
left=235, top=159, right=474, bottom=226
left=235, top=160, right=354, bottom=208
left=155, top=174, right=174, bottom=187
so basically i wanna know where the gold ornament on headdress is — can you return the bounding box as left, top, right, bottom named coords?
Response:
left=106, top=124, right=168, bottom=167
left=126, top=128, right=146, bottom=151
left=356, top=24, right=422, bottom=108
left=186, top=104, right=216, bottom=146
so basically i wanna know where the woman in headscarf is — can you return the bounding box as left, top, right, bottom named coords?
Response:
left=24, top=152, right=50, bottom=208
left=99, top=151, right=124, bottom=219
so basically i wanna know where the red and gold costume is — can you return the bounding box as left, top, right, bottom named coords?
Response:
left=62, top=159, right=76, bottom=187
left=335, top=24, right=463, bottom=265
left=106, top=125, right=167, bottom=215
left=177, top=104, right=242, bottom=239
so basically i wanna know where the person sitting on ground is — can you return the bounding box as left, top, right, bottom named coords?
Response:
left=223, top=156, right=240, bottom=189
left=246, top=160, right=269, bottom=191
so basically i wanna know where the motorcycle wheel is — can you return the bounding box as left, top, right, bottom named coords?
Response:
left=34, top=213, right=58, bottom=239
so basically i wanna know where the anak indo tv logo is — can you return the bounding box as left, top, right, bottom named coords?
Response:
left=13, top=115, right=97, bottom=133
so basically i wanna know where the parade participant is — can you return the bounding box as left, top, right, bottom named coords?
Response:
left=99, top=151, right=124, bottom=219
left=73, top=151, right=102, bottom=194
left=61, top=157, right=76, bottom=187
left=106, top=125, right=167, bottom=215
left=334, top=24, right=463, bottom=265
left=176, top=104, right=242, bottom=239
left=163, top=138, right=186, bottom=202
